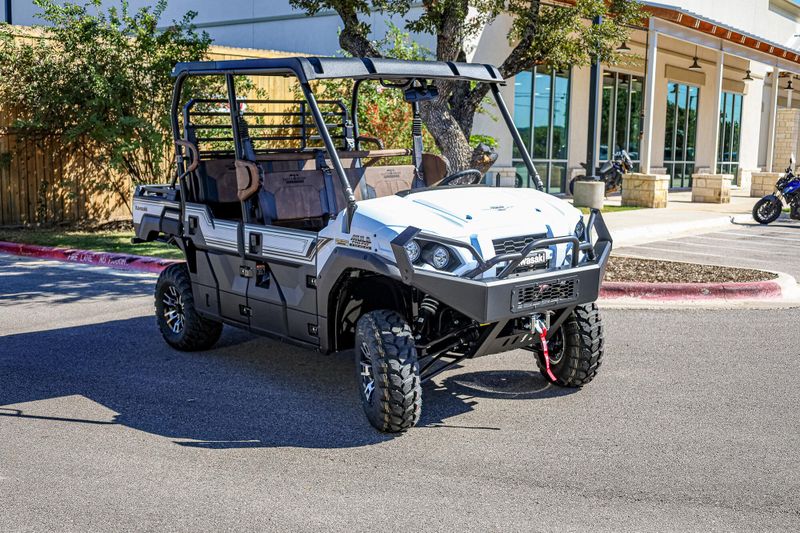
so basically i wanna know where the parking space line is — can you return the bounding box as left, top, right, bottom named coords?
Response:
left=680, top=234, right=800, bottom=250
left=720, top=231, right=800, bottom=242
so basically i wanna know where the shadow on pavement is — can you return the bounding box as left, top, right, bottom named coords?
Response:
left=0, top=316, right=568, bottom=448
left=0, top=260, right=153, bottom=305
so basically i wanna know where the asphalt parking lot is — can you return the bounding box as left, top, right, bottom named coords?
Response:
left=615, top=216, right=800, bottom=279
left=1, top=254, right=800, bottom=531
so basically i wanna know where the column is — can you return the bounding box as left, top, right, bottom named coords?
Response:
left=710, top=50, right=724, bottom=174
left=766, top=66, right=780, bottom=172
left=640, top=28, right=658, bottom=174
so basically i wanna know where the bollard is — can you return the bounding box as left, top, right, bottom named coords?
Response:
left=573, top=180, right=605, bottom=210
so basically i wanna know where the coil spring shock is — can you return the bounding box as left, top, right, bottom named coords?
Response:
left=415, top=296, right=439, bottom=337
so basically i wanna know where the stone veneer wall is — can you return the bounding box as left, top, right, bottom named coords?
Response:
left=772, top=108, right=800, bottom=172
left=750, top=172, right=781, bottom=197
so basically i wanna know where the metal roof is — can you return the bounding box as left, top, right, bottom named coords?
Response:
left=172, top=56, right=504, bottom=84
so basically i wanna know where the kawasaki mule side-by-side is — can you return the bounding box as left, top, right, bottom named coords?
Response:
left=132, top=57, right=612, bottom=432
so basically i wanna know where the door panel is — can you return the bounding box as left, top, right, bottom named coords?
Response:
left=207, top=252, right=250, bottom=325
left=244, top=224, right=320, bottom=346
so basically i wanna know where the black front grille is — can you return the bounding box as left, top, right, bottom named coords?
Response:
left=492, top=234, right=547, bottom=256
left=512, top=278, right=579, bottom=311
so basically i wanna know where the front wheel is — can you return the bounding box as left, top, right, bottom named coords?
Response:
left=752, top=195, right=782, bottom=224
left=155, top=263, right=223, bottom=351
left=533, top=303, right=604, bottom=387
left=355, top=310, right=422, bottom=433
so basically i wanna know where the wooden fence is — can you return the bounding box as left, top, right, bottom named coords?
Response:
left=0, top=42, right=301, bottom=227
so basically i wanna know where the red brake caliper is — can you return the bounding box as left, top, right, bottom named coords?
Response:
left=532, top=316, right=557, bottom=382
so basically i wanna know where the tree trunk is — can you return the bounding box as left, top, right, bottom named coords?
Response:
left=419, top=97, right=472, bottom=172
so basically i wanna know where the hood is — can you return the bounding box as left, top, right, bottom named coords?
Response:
left=352, top=186, right=580, bottom=240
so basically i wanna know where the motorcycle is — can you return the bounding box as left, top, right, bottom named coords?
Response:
left=752, top=156, right=800, bottom=224
left=569, top=149, right=633, bottom=196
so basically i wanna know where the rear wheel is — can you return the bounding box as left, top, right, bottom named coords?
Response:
left=533, top=304, right=604, bottom=387
left=355, top=310, right=421, bottom=432
left=752, top=195, right=782, bottom=224
left=155, top=263, right=223, bottom=351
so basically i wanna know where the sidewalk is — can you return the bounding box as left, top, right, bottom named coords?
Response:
left=585, top=189, right=758, bottom=247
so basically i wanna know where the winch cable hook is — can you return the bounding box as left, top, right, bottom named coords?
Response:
left=532, top=316, right=557, bottom=382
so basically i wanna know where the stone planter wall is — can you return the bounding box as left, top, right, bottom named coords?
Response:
left=691, top=174, right=732, bottom=203
left=621, top=173, right=669, bottom=208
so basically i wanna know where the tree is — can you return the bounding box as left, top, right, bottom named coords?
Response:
left=289, top=0, right=644, bottom=173
left=0, top=0, right=212, bottom=213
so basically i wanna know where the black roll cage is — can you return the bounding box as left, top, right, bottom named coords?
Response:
left=168, top=57, right=544, bottom=233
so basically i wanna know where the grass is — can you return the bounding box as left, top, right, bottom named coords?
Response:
left=0, top=228, right=183, bottom=259
left=577, top=205, right=643, bottom=215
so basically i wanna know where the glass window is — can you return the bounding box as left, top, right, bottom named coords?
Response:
left=664, top=82, right=700, bottom=187
left=717, top=91, right=743, bottom=175
left=512, top=71, right=532, bottom=160
left=600, top=72, right=644, bottom=168
left=511, top=66, right=571, bottom=193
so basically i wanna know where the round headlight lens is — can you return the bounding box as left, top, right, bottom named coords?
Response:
left=404, top=239, right=421, bottom=262
left=430, top=245, right=450, bottom=269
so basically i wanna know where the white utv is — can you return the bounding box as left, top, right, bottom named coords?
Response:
left=133, top=57, right=612, bottom=432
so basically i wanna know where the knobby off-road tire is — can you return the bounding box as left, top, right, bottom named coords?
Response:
left=534, top=303, right=604, bottom=387
left=355, top=310, right=422, bottom=433
left=155, top=263, right=223, bottom=351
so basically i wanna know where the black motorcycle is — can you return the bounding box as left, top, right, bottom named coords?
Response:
left=752, top=157, right=800, bottom=224
left=569, top=149, right=633, bottom=196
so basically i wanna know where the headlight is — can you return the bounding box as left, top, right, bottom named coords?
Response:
left=575, top=219, right=586, bottom=241
left=426, top=245, right=451, bottom=270
left=404, top=239, right=421, bottom=262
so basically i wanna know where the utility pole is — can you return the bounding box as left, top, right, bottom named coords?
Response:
left=585, top=15, right=602, bottom=179
left=4, top=0, right=11, bottom=24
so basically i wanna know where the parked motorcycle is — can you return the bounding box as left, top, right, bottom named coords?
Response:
left=752, top=157, right=800, bottom=224
left=569, top=149, right=633, bottom=196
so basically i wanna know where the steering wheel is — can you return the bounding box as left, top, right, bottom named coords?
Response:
left=438, top=169, right=482, bottom=187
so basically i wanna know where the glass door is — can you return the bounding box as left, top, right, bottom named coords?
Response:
left=512, top=66, right=571, bottom=193
left=718, top=91, right=743, bottom=176
left=600, top=72, right=644, bottom=169
left=664, top=82, right=699, bottom=188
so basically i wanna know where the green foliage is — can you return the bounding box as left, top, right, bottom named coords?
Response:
left=469, top=134, right=497, bottom=149
left=311, top=24, right=440, bottom=152
left=508, top=0, right=646, bottom=70
left=289, top=0, right=644, bottom=69
left=0, top=0, right=212, bottom=201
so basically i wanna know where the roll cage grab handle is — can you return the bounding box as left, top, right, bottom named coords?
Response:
left=169, top=73, right=544, bottom=232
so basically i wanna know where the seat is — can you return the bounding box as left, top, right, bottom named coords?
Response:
left=421, top=153, right=449, bottom=186
left=258, top=169, right=334, bottom=230
left=354, top=165, right=417, bottom=200
left=193, top=158, right=242, bottom=219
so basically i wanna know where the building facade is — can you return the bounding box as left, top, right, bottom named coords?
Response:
left=5, top=0, right=800, bottom=193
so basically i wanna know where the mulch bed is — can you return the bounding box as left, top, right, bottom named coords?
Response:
left=605, top=256, right=777, bottom=283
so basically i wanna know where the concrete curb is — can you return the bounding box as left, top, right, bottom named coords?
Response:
left=0, top=241, right=179, bottom=274
left=600, top=280, right=780, bottom=301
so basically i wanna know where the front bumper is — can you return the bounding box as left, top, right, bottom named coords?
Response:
left=390, top=210, right=612, bottom=323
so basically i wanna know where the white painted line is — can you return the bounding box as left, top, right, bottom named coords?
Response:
left=719, top=231, right=800, bottom=242
left=674, top=234, right=800, bottom=251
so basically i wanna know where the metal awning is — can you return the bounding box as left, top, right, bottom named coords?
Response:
left=644, top=1, right=800, bottom=73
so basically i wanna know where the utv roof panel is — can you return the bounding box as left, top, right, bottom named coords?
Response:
left=172, top=56, right=504, bottom=84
